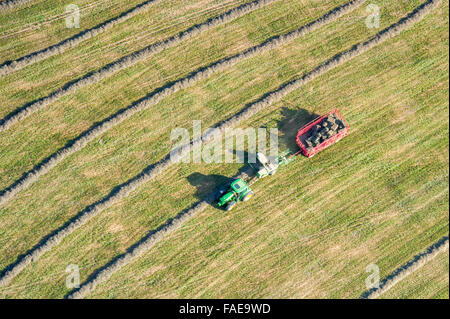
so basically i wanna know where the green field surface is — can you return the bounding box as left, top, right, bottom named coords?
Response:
left=0, top=0, right=448, bottom=298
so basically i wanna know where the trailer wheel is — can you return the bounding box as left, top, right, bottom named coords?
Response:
left=226, top=201, right=236, bottom=211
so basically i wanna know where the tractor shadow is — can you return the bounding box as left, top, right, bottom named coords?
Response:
left=277, top=107, right=319, bottom=153
left=187, top=172, right=233, bottom=203
left=187, top=150, right=256, bottom=204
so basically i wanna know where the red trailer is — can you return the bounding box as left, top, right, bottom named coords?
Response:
left=296, top=108, right=349, bottom=158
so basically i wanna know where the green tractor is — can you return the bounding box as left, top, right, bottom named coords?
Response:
left=217, top=178, right=254, bottom=211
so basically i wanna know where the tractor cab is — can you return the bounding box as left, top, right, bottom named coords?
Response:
left=217, top=178, right=254, bottom=211
left=230, top=178, right=247, bottom=194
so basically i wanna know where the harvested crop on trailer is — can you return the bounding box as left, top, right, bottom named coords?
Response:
left=303, top=114, right=346, bottom=150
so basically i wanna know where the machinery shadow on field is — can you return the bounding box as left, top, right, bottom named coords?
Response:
left=187, top=172, right=233, bottom=202
left=187, top=151, right=254, bottom=202
left=277, top=107, right=319, bottom=153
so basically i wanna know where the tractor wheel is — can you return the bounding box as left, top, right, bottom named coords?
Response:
left=226, top=201, right=236, bottom=211
left=242, top=191, right=254, bottom=202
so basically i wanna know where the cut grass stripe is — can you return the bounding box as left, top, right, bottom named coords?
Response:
left=1, top=0, right=440, bottom=291
left=0, top=0, right=363, bottom=206
left=65, top=168, right=253, bottom=299
left=0, top=0, right=33, bottom=13
left=0, top=0, right=163, bottom=75
left=361, top=235, right=449, bottom=299
left=0, top=0, right=276, bottom=130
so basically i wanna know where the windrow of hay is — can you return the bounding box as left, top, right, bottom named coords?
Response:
left=0, top=0, right=364, bottom=206
left=65, top=167, right=253, bottom=299
left=0, top=0, right=440, bottom=291
left=0, top=0, right=163, bottom=76
left=361, top=235, right=449, bottom=299
left=0, top=0, right=277, bottom=130
left=0, top=0, right=33, bottom=13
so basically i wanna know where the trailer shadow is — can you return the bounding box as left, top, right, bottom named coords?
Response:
left=277, top=107, right=319, bottom=153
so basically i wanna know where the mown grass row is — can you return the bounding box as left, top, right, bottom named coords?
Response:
left=0, top=0, right=362, bottom=206
left=66, top=167, right=253, bottom=299
left=62, top=0, right=442, bottom=298
left=380, top=249, right=449, bottom=298
left=0, top=0, right=163, bottom=76
left=362, top=235, right=449, bottom=299
left=0, top=0, right=275, bottom=131
left=0, top=0, right=33, bottom=13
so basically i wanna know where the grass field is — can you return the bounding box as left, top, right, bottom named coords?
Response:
left=0, top=0, right=448, bottom=298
